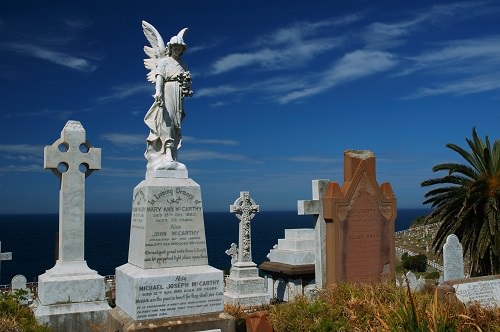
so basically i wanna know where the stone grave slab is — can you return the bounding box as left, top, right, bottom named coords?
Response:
left=322, top=150, right=396, bottom=284
left=443, top=234, right=465, bottom=281
left=438, top=275, right=500, bottom=308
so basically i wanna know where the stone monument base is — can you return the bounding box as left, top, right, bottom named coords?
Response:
left=34, top=300, right=109, bottom=332
left=34, top=260, right=110, bottom=331
left=108, top=307, right=235, bottom=332
left=224, top=263, right=269, bottom=307
left=115, top=263, right=224, bottom=320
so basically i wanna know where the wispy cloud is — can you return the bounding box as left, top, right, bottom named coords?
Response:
left=362, top=1, right=488, bottom=49
left=96, top=83, right=151, bottom=102
left=5, top=42, right=97, bottom=72
left=183, top=136, right=239, bottom=146
left=101, top=133, right=240, bottom=147
left=0, top=144, right=44, bottom=168
left=398, top=37, right=500, bottom=77
left=194, top=85, right=241, bottom=98
left=208, top=16, right=357, bottom=75
left=279, top=50, right=397, bottom=103
left=0, top=144, right=44, bottom=155
left=100, top=133, right=145, bottom=145
left=2, top=108, right=75, bottom=120
left=62, top=18, right=93, bottom=29
left=182, top=149, right=255, bottom=162
left=285, top=156, right=339, bottom=163
left=404, top=75, right=500, bottom=99
left=398, top=36, right=500, bottom=98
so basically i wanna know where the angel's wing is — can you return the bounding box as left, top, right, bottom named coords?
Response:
left=142, top=20, right=166, bottom=83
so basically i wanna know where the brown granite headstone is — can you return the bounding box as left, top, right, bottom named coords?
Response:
left=323, top=150, right=396, bottom=284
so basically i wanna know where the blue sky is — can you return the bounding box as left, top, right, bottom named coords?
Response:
left=1, top=1, right=500, bottom=214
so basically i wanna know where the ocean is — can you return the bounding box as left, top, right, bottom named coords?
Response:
left=0, top=209, right=429, bottom=285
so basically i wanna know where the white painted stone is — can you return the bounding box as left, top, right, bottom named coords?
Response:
left=142, top=21, right=193, bottom=179
left=230, top=191, right=259, bottom=264
left=454, top=279, right=500, bottom=308
left=267, top=228, right=315, bottom=265
left=11, top=274, right=30, bottom=305
left=35, top=121, right=108, bottom=330
left=0, top=242, right=13, bottom=277
left=443, top=234, right=465, bottom=281
left=128, top=177, right=207, bottom=269
left=224, top=192, right=269, bottom=307
left=115, top=263, right=223, bottom=320
left=403, top=271, right=418, bottom=291
left=297, top=179, right=330, bottom=288
left=267, top=250, right=315, bottom=265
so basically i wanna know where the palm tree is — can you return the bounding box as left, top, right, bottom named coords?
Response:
left=421, top=127, right=500, bottom=277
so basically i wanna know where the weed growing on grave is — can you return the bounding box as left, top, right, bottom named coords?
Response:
left=0, top=290, right=50, bottom=332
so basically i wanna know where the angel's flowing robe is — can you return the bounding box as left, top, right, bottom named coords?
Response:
left=144, top=56, right=188, bottom=156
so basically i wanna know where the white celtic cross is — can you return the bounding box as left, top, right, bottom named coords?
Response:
left=0, top=241, right=12, bottom=283
left=230, top=191, right=259, bottom=263
left=44, top=121, right=101, bottom=263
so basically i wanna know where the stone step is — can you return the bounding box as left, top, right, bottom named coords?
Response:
left=277, top=238, right=315, bottom=251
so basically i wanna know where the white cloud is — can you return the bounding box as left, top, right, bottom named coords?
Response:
left=181, top=150, right=255, bottom=162
left=183, top=136, right=238, bottom=146
left=100, top=133, right=145, bottom=145
left=208, top=16, right=352, bottom=75
left=404, top=75, right=500, bottom=99
left=0, top=144, right=44, bottom=155
left=279, top=50, right=397, bottom=103
left=97, top=83, right=151, bottom=102
left=194, top=85, right=241, bottom=98
left=6, top=42, right=97, bottom=72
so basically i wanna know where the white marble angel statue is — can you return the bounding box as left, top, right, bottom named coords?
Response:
left=142, top=20, right=193, bottom=178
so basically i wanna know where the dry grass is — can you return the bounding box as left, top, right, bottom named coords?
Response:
left=266, top=282, right=500, bottom=332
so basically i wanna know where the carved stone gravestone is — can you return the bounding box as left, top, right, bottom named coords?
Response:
left=443, top=234, right=465, bottom=281
left=322, top=150, right=396, bottom=284
left=11, top=274, right=31, bottom=305
left=439, top=275, right=500, bottom=308
left=34, top=120, right=109, bottom=331
left=0, top=241, right=12, bottom=284
left=297, top=179, right=330, bottom=288
left=109, top=21, right=233, bottom=332
left=224, top=192, right=269, bottom=307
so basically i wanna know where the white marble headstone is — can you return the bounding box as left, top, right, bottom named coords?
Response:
left=454, top=279, right=500, bottom=308
left=443, top=234, right=465, bottom=281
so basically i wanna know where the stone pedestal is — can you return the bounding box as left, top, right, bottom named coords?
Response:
left=34, top=261, right=109, bottom=332
left=224, top=262, right=269, bottom=307
left=262, top=228, right=316, bottom=302
left=112, top=177, right=229, bottom=329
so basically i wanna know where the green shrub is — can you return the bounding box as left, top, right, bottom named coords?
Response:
left=402, top=253, right=427, bottom=272
left=0, top=290, right=50, bottom=332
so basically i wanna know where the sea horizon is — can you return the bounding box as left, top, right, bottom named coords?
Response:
left=0, top=208, right=430, bottom=285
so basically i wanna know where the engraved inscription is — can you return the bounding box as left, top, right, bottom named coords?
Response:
left=134, top=274, right=224, bottom=320
left=342, top=191, right=388, bottom=282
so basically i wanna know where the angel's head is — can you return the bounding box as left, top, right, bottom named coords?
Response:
left=167, top=40, right=186, bottom=57
left=167, top=28, right=188, bottom=57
